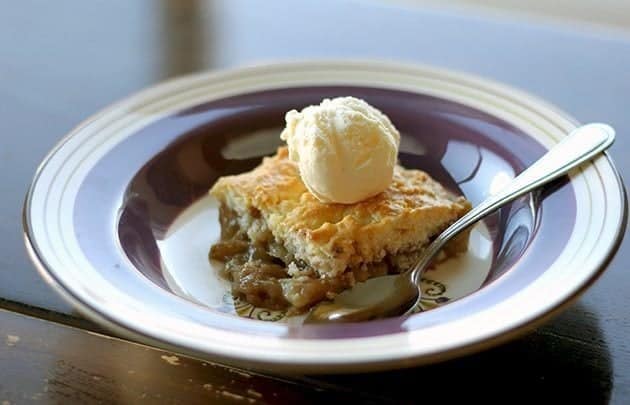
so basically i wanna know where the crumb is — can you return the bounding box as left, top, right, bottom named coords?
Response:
left=160, top=355, right=180, bottom=366
left=5, top=335, right=19, bottom=346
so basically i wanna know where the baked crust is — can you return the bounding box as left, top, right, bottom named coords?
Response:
left=210, top=147, right=471, bottom=279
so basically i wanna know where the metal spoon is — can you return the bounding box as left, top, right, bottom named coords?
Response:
left=306, top=123, right=615, bottom=323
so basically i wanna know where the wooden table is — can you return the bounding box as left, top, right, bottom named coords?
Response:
left=1, top=1, right=629, bottom=403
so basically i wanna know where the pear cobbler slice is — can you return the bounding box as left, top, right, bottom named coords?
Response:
left=209, top=146, right=470, bottom=313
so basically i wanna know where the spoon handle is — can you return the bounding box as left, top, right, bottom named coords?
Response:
left=410, top=123, right=615, bottom=284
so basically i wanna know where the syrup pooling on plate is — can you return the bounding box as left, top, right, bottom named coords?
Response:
left=158, top=192, right=493, bottom=322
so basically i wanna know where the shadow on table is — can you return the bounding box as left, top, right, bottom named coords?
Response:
left=307, top=303, right=612, bottom=403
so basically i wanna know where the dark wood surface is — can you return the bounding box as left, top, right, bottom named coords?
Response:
left=0, top=309, right=377, bottom=404
left=0, top=307, right=618, bottom=403
left=1, top=0, right=629, bottom=403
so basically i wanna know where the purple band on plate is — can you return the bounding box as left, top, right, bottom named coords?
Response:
left=73, top=87, right=576, bottom=339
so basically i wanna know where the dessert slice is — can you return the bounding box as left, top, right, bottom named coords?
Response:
left=209, top=147, right=471, bottom=312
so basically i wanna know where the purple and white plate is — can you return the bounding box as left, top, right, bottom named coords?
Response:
left=24, top=61, right=627, bottom=373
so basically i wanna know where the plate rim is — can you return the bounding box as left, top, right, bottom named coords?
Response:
left=22, top=59, right=628, bottom=373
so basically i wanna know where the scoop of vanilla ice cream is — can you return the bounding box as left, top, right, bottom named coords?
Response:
left=280, top=97, right=400, bottom=204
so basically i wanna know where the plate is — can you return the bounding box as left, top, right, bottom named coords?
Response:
left=24, top=61, right=627, bottom=373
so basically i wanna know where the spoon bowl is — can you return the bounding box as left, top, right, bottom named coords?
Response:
left=306, top=123, right=615, bottom=324
left=306, top=274, right=419, bottom=323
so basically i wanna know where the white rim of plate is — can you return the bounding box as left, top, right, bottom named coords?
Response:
left=24, top=60, right=627, bottom=373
